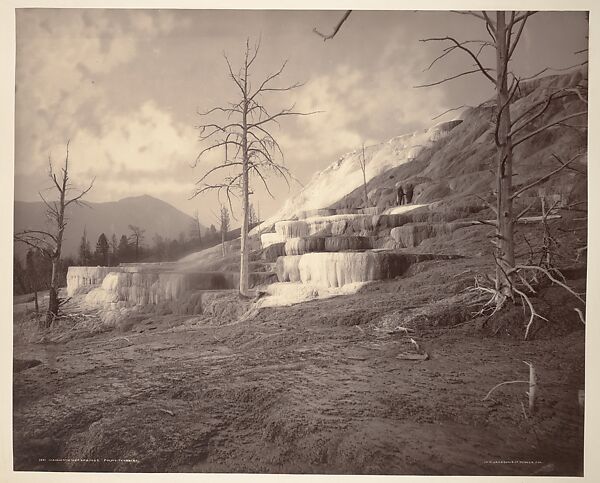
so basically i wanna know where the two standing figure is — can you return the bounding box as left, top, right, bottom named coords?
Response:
left=396, top=183, right=414, bottom=205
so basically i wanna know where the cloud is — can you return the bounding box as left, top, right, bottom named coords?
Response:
left=16, top=10, right=137, bottom=111
left=275, top=62, right=448, bottom=184
left=14, top=10, right=201, bottom=202
left=64, top=100, right=197, bottom=178
left=129, top=10, right=192, bottom=34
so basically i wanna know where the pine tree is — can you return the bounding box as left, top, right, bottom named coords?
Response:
left=110, top=234, right=118, bottom=266
left=78, top=228, right=91, bottom=266
left=190, top=209, right=203, bottom=248
left=117, top=234, right=130, bottom=263
left=248, top=203, right=258, bottom=226
left=209, top=224, right=217, bottom=244
left=219, top=205, right=230, bottom=257
left=128, top=225, right=145, bottom=262
left=95, top=233, right=110, bottom=266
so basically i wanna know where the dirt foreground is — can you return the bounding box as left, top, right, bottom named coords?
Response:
left=13, top=258, right=585, bottom=475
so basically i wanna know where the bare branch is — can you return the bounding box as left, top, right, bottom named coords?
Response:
left=482, top=379, right=529, bottom=401
left=507, top=12, right=530, bottom=60
left=223, top=53, right=245, bottom=95
left=313, top=10, right=352, bottom=41
left=515, top=201, right=535, bottom=220
left=423, top=40, right=492, bottom=73
left=249, top=108, right=321, bottom=129
left=64, top=177, right=96, bottom=207
left=197, top=106, right=242, bottom=117
left=510, top=89, right=571, bottom=134
left=194, top=161, right=245, bottom=185
left=513, top=265, right=585, bottom=304
left=193, top=140, right=244, bottom=167
left=474, top=219, right=498, bottom=227
left=246, top=36, right=261, bottom=70
left=415, top=68, right=492, bottom=88
left=38, top=191, right=59, bottom=219
left=512, top=111, right=587, bottom=148
left=550, top=152, right=586, bottom=175
left=451, top=10, right=486, bottom=21
left=513, top=11, right=537, bottom=24
left=482, top=12, right=496, bottom=42
left=15, top=229, right=57, bottom=243
left=250, top=165, right=277, bottom=198
left=518, top=61, right=588, bottom=82
left=431, top=105, right=472, bottom=121
left=249, top=61, right=304, bottom=101
left=419, top=36, right=496, bottom=84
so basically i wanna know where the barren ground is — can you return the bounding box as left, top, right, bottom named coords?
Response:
left=13, top=254, right=585, bottom=476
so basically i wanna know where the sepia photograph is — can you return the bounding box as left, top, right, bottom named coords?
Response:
left=5, top=2, right=594, bottom=479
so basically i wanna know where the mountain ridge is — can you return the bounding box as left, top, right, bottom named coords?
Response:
left=14, top=194, right=204, bottom=259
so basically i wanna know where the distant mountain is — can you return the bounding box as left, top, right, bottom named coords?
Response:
left=14, top=195, right=204, bottom=259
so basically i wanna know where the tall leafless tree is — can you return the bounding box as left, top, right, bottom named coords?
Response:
left=416, top=11, right=587, bottom=316
left=14, top=141, right=94, bottom=327
left=192, top=38, right=316, bottom=297
left=358, top=143, right=369, bottom=208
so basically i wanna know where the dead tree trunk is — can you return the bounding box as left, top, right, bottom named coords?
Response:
left=240, top=73, right=250, bottom=296
left=15, top=141, right=94, bottom=328
left=47, top=258, right=60, bottom=327
left=360, top=143, right=369, bottom=208
left=46, top=147, right=68, bottom=327
left=494, top=11, right=516, bottom=301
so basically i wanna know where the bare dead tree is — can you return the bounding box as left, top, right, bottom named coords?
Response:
left=358, top=143, right=369, bottom=208
left=415, top=11, right=587, bottom=324
left=128, top=225, right=145, bottom=262
left=192, top=38, right=317, bottom=297
left=14, top=141, right=94, bottom=327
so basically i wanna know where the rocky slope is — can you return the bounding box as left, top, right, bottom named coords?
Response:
left=260, top=120, right=463, bottom=227
left=256, top=68, right=586, bottom=229
left=331, top=69, right=587, bottom=214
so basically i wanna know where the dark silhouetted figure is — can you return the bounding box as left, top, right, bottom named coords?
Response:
left=396, top=185, right=405, bottom=205
left=405, top=183, right=414, bottom=204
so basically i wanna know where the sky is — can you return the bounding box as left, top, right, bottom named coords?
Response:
left=14, top=9, right=588, bottom=228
